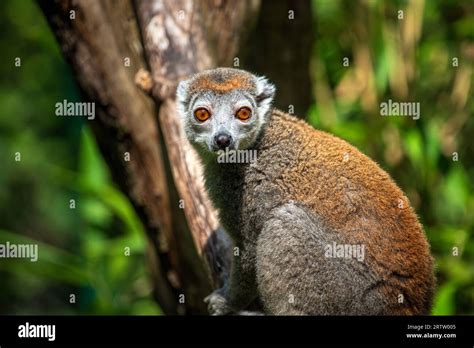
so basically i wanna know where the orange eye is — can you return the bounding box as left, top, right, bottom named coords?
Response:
left=194, top=108, right=211, bottom=122
left=235, top=107, right=252, bottom=121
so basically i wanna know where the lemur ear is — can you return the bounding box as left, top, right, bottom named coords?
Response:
left=255, top=76, right=275, bottom=103
left=255, top=76, right=275, bottom=116
left=176, top=79, right=189, bottom=105
left=176, top=79, right=190, bottom=118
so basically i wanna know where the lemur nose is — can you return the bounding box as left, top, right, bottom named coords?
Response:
left=215, top=133, right=232, bottom=150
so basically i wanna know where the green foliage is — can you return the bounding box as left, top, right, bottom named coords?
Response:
left=0, top=127, right=161, bottom=315
left=311, top=0, right=474, bottom=314
left=0, top=0, right=160, bottom=315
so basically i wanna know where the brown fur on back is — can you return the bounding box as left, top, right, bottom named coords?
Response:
left=205, top=108, right=435, bottom=315
left=262, top=110, right=435, bottom=313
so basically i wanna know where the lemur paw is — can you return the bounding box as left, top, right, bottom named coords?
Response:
left=204, top=289, right=233, bottom=315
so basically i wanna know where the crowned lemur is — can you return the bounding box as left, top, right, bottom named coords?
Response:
left=176, top=68, right=434, bottom=315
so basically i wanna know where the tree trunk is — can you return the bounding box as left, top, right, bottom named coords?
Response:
left=38, top=0, right=314, bottom=314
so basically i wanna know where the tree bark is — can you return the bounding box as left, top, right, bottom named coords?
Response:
left=38, top=0, right=185, bottom=314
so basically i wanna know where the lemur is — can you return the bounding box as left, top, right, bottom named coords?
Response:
left=176, top=67, right=435, bottom=315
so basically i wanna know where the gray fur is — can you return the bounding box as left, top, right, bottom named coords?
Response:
left=257, top=203, right=386, bottom=314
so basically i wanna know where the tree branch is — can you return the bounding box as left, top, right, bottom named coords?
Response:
left=38, top=0, right=182, bottom=314
left=135, top=0, right=260, bottom=287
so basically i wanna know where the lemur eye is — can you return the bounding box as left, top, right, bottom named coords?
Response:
left=194, top=108, right=211, bottom=122
left=235, top=107, right=252, bottom=121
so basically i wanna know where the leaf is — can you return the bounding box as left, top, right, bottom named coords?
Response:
left=0, top=229, right=90, bottom=285
left=403, top=129, right=424, bottom=174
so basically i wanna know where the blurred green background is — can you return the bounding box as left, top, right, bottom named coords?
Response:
left=0, top=0, right=472, bottom=315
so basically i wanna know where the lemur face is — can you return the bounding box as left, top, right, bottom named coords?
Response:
left=177, top=68, right=275, bottom=154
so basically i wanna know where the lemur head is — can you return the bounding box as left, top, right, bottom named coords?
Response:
left=176, top=68, right=275, bottom=154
